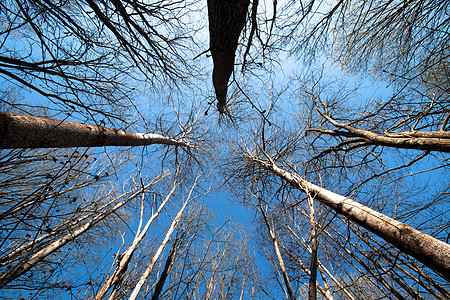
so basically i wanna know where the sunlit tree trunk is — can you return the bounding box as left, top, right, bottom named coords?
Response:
left=0, top=111, right=187, bottom=148
left=128, top=198, right=189, bottom=300
left=250, top=156, right=450, bottom=281
left=308, top=109, right=450, bottom=153
left=128, top=175, right=202, bottom=300
left=204, top=243, right=229, bottom=300
left=279, top=216, right=335, bottom=300
left=349, top=222, right=450, bottom=299
left=94, top=181, right=179, bottom=300
left=258, top=201, right=296, bottom=300
left=323, top=226, right=407, bottom=299
left=346, top=221, right=447, bottom=299
left=307, top=193, right=317, bottom=300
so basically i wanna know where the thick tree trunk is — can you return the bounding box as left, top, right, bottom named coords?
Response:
left=323, top=227, right=408, bottom=299
left=207, top=0, right=250, bottom=113
left=308, top=112, right=450, bottom=152
left=350, top=223, right=448, bottom=300
left=0, top=111, right=186, bottom=148
left=251, top=157, right=450, bottom=281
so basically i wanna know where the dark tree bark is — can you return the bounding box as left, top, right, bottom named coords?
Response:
left=207, top=0, right=250, bottom=113
left=151, top=239, right=180, bottom=300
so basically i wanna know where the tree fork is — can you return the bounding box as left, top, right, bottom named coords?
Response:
left=251, top=157, right=450, bottom=281
left=0, top=111, right=187, bottom=149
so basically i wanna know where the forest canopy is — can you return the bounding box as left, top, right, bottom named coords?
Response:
left=0, top=0, right=449, bottom=299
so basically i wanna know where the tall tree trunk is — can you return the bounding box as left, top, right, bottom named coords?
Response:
left=250, top=156, right=450, bottom=281
left=348, top=221, right=448, bottom=299
left=94, top=182, right=178, bottom=300
left=280, top=215, right=336, bottom=300
left=309, top=104, right=450, bottom=152
left=307, top=193, right=317, bottom=300
left=323, top=227, right=407, bottom=299
left=128, top=198, right=189, bottom=300
left=128, top=174, right=202, bottom=300
left=258, top=202, right=296, bottom=300
left=0, top=111, right=186, bottom=148
left=151, top=238, right=180, bottom=300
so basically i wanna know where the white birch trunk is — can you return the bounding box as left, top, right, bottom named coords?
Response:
left=259, top=203, right=296, bottom=300
left=128, top=197, right=190, bottom=300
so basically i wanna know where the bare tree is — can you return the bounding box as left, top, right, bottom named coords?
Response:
left=0, top=177, right=157, bottom=288
left=0, top=0, right=202, bottom=122
left=2, top=0, right=450, bottom=299
left=222, top=109, right=450, bottom=298
left=128, top=174, right=205, bottom=300
left=257, top=199, right=296, bottom=300
left=93, top=177, right=181, bottom=300
left=249, top=154, right=450, bottom=281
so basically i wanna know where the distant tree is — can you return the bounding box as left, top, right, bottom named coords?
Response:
left=0, top=168, right=156, bottom=288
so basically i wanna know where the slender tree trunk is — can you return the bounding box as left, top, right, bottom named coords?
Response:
left=204, top=243, right=229, bottom=300
left=280, top=243, right=334, bottom=300
left=280, top=220, right=335, bottom=300
left=307, top=193, right=317, bottom=300
left=128, top=174, right=203, bottom=300
left=258, top=202, right=296, bottom=300
left=318, top=268, right=334, bottom=300
left=0, top=111, right=187, bottom=148
left=128, top=198, right=189, bottom=300
left=94, top=182, right=178, bottom=300
left=151, top=238, right=180, bottom=300
left=317, top=262, right=350, bottom=300
left=251, top=156, right=450, bottom=281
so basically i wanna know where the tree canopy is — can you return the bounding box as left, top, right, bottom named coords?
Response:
left=0, top=0, right=449, bottom=299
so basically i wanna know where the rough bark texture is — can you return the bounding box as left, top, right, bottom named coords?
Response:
left=0, top=111, right=185, bottom=148
left=207, top=0, right=250, bottom=113
left=253, top=157, right=450, bottom=281
left=307, top=196, right=317, bottom=300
